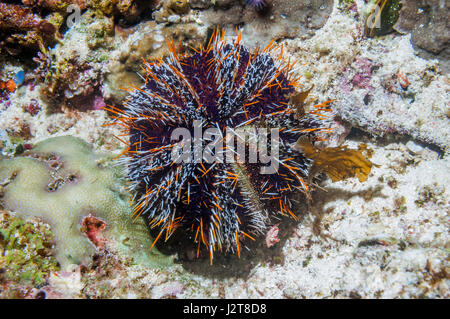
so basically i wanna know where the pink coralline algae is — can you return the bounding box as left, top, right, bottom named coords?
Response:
left=23, top=99, right=41, bottom=116
left=340, top=57, right=376, bottom=95
left=265, top=224, right=280, bottom=248
left=81, top=215, right=107, bottom=249
left=351, top=58, right=374, bottom=90
left=92, top=95, right=107, bottom=110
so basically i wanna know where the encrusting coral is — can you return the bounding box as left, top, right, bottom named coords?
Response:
left=0, top=136, right=172, bottom=269
left=0, top=210, right=60, bottom=287
left=0, top=1, right=68, bottom=55
left=0, top=0, right=156, bottom=55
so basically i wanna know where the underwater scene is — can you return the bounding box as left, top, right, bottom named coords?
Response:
left=0, top=0, right=448, bottom=300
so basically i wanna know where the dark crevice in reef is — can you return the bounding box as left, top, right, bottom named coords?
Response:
left=346, top=126, right=445, bottom=158
left=58, top=9, right=88, bottom=35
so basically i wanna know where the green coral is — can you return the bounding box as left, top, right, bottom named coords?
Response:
left=0, top=136, right=172, bottom=270
left=0, top=212, right=60, bottom=287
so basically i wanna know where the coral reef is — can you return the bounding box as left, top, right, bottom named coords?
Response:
left=394, top=0, right=450, bottom=72
left=201, top=0, right=333, bottom=48
left=27, top=3, right=203, bottom=108
left=0, top=79, right=16, bottom=94
left=0, top=136, right=172, bottom=269
left=103, top=21, right=205, bottom=104
left=0, top=0, right=158, bottom=56
left=0, top=211, right=59, bottom=287
left=32, top=10, right=114, bottom=109
left=80, top=250, right=186, bottom=298
left=87, top=0, right=156, bottom=25
left=363, top=0, right=449, bottom=72
left=288, top=1, right=449, bottom=153
left=153, top=0, right=191, bottom=23
left=0, top=129, right=27, bottom=157
left=0, top=0, right=448, bottom=299
left=332, top=37, right=449, bottom=152
left=394, top=0, right=449, bottom=55
left=0, top=2, right=59, bottom=55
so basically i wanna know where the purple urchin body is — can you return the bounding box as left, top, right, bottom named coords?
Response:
left=109, top=30, right=332, bottom=263
left=247, top=0, right=268, bottom=9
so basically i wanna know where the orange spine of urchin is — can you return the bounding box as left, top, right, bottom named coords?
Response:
left=105, top=28, right=335, bottom=264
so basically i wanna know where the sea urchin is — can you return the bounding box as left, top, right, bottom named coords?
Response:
left=107, top=29, right=335, bottom=264
left=247, top=0, right=269, bottom=9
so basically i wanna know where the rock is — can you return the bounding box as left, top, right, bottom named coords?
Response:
left=190, top=0, right=214, bottom=9
left=168, top=14, right=181, bottom=23
left=201, top=0, right=333, bottom=48
left=394, top=0, right=450, bottom=72
left=167, top=0, right=190, bottom=15
left=406, top=140, right=424, bottom=154
left=103, top=21, right=205, bottom=104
